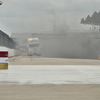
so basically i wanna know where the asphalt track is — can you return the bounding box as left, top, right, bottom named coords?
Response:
left=0, top=56, right=100, bottom=100
left=7, top=56, right=100, bottom=84
left=0, top=65, right=100, bottom=84
left=9, top=55, right=100, bottom=65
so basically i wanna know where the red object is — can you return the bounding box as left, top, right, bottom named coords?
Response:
left=0, top=52, right=8, bottom=57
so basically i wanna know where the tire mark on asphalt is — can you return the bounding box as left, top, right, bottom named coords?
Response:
left=9, top=56, right=21, bottom=63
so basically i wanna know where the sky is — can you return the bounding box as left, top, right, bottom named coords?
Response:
left=0, top=0, right=100, bottom=35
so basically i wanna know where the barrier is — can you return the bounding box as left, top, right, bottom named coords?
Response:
left=0, top=47, right=20, bottom=57
left=8, top=49, right=20, bottom=57
left=0, top=47, right=8, bottom=69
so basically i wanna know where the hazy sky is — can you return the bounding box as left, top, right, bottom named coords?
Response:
left=0, top=0, right=100, bottom=35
